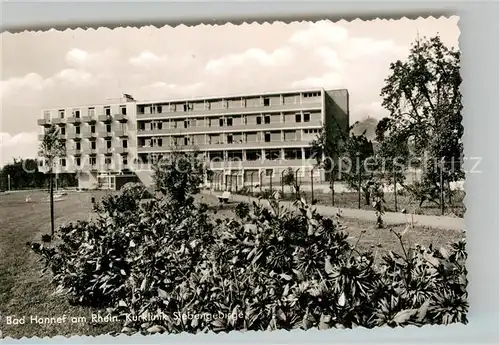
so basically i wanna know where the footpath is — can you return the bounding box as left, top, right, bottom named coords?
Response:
left=202, top=190, right=465, bottom=231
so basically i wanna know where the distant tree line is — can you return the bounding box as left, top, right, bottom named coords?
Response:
left=0, top=158, right=77, bottom=191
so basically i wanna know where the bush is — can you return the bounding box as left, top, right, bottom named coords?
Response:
left=28, top=189, right=468, bottom=335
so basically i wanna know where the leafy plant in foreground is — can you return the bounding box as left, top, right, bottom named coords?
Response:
left=27, top=187, right=468, bottom=335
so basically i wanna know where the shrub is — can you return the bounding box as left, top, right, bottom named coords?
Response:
left=28, top=189, right=468, bottom=335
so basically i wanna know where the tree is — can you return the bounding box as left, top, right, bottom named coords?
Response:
left=342, top=130, right=376, bottom=206
left=375, top=117, right=410, bottom=211
left=282, top=167, right=300, bottom=199
left=152, top=147, right=208, bottom=206
left=38, top=125, right=66, bottom=239
left=380, top=35, right=464, bottom=207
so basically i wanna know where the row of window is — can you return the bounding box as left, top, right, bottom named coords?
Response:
left=138, top=93, right=321, bottom=114
left=139, top=112, right=315, bottom=131
left=67, top=139, right=128, bottom=151
left=52, top=123, right=125, bottom=136
left=58, top=156, right=128, bottom=167
left=49, top=106, right=128, bottom=119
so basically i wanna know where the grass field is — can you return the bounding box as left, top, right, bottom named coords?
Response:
left=239, top=189, right=466, bottom=218
left=0, top=190, right=465, bottom=338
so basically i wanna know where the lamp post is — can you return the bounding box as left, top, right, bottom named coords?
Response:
left=7, top=174, right=11, bottom=191
left=281, top=169, right=286, bottom=196
left=259, top=171, right=264, bottom=193
left=250, top=172, right=255, bottom=196
left=440, top=158, right=445, bottom=216
left=310, top=167, right=315, bottom=204
left=295, top=168, right=300, bottom=199
left=356, top=152, right=361, bottom=209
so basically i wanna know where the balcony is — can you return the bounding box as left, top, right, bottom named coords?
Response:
left=67, top=132, right=81, bottom=140
left=82, top=130, right=97, bottom=139
left=114, top=147, right=128, bottom=154
left=205, top=158, right=312, bottom=170
left=137, top=140, right=311, bottom=153
left=98, top=114, right=113, bottom=123
left=136, top=120, right=322, bottom=136
left=68, top=149, right=82, bottom=156
left=67, top=116, right=82, bottom=124
left=114, top=114, right=128, bottom=122
left=98, top=130, right=113, bottom=138
left=82, top=115, right=97, bottom=123
left=114, top=129, right=128, bottom=137
left=98, top=147, right=113, bottom=155
left=37, top=118, right=52, bottom=127
left=136, top=100, right=323, bottom=119
left=52, top=118, right=65, bottom=125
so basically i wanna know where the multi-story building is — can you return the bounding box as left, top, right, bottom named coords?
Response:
left=37, top=88, right=349, bottom=190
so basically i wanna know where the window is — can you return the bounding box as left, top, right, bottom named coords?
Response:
left=256, top=116, right=262, bottom=125
left=105, top=107, right=111, bottom=116
left=263, top=98, right=270, bottom=106
left=59, top=109, right=65, bottom=118
left=122, top=140, right=128, bottom=148
left=76, top=142, right=81, bottom=150
left=74, top=110, right=80, bottom=118
left=204, top=102, right=211, bottom=110
left=264, top=115, right=271, bottom=124
left=295, top=114, right=302, bottom=123
left=139, top=122, right=145, bottom=131
left=219, top=118, right=224, bottom=127
left=75, top=126, right=80, bottom=135
left=91, top=125, right=96, bottom=133
left=106, top=124, right=111, bottom=132
left=157, top=139, right=163, bottom=147
left=264, top=133, right=271, bottom=142
left=91, top=142, right=96, bottom=150
left=157, top=105, right=162, bottom=113
left=90, top=157, right=96, bottom=165
left=183, top=104, right=188, bottom=112
left=184, top=137, right=189, bottom=146
left=303, top=113, right=311, bottom=122
left=226, top=117, right=233, bottom=126
left=61, top=127, right=66, bottom=135
left=61, top=158, right=66, bottom=167
left=76, top=158, right=81, bottom=166
left=227, top=134, right=233, bottom=144
left=105, top=157, right=112, bottom=164
left=184, top=120, right=189, bottom=129
left=123, top=157, right=128, bottom=165
left=158, top=122, right=163, bottom=130
left=121, top=106, right=127, bottom=115
left=265, top=168, right=273, bottom=177
left=106, top=140, right=112, bottom=149
left=89, top=108, right=95, bottom=116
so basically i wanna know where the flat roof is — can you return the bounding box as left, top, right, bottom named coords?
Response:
left=41, top=87, right=348, bottom=112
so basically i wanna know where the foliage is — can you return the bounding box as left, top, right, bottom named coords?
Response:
left=0, top=158, right=47, bottom=190
left=234, top=202, right=251, bottom=219
left=38, top=125, right=67, bottom=172
left=368, top=181, right=385, bottom=228
left=342, top=131, right=376, bottom=205
left=282, top=167, right=301, bottom=199
left=28, top=187, right=468, bottom=335
left=380, top=35, right=464, bottom=190
left=152, top=148, right=208, bottom=205
left=375, top=117, right=410, bottom=187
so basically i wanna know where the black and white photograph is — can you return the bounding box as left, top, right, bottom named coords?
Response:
left=0, top=16, right=467, bottom=339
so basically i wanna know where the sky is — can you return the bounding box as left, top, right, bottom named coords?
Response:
left=0, top=16, right=459, bottom=166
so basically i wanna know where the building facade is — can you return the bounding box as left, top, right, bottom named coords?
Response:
left=37, top=88, right=349, bottom=190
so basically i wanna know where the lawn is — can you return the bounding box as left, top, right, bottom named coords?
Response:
left=0, top=190, right=465, bottom=338
left=240, top=189, right=466, bottom=218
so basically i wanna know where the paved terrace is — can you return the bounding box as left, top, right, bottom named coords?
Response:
left=202, top=190, right=465, bottom=231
